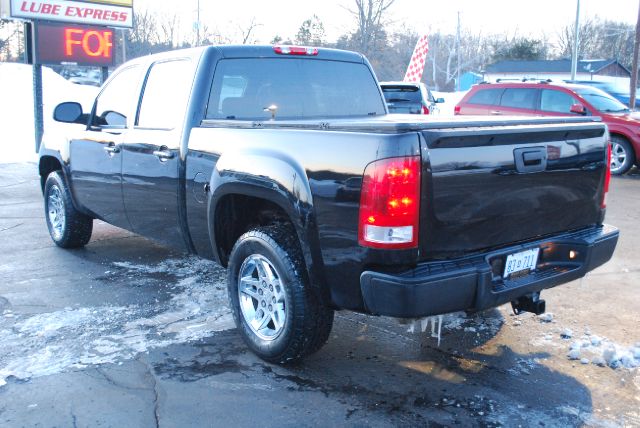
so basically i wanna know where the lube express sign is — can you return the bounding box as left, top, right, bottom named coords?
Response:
left=4, top=0, right=133, bottom=28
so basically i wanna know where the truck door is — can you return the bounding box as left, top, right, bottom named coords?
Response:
left=121, top=59, right=194, bottom=251
left=69, top=65, right=143, bottom=229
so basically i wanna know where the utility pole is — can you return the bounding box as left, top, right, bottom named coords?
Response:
left=456, top=11, right=461, bottom=92
left=570, top=0, right=581, bottom=81
left=196, top=0, right=201, bottom=47
left=630, top=0, right=640, bottom=109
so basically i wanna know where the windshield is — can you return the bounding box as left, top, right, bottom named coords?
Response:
left=575, top=87, right=630, bottom=113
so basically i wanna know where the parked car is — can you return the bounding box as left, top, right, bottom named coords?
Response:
left=566, top=80, right=640, bottom=109
left=455, top=81, right=640, bottom=174
left=380, top=81, right=443, bottom=114
left=40, top=46, right=617, bottom=363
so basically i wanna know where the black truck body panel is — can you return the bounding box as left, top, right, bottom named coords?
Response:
left=41, top=45, right=618, bottom=319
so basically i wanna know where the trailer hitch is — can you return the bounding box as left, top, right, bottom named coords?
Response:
left=511, top=292, right=546, bottom=315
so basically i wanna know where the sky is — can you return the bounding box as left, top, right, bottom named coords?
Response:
left=133, top=0, right=638, bottom=44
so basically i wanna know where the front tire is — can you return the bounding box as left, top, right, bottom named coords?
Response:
left=227, top=225, right=333, bottom=364
left=610, top=135, right=635, bottom=175
left=44, top=171, right=93, bottom=248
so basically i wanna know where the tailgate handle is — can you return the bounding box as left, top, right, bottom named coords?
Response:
left=523, top=151, right=543, bottom=166
left=514, top=147, right=547, bottom=173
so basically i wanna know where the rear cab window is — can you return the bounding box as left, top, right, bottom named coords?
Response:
left=206, top=58, right=386, bottom=120
left=381, top=86, right=422, bottom=103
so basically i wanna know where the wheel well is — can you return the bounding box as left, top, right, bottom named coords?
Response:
left=214, top=194, right=295, bottom=266
left=39, top=156, right=63, bottom=192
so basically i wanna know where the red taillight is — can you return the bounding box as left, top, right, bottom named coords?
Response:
left=358, top=156, right=421, bottom=249
left=422, top=105, right=430, bottom=115
left=273, top=45, right=319, bottom=56
left=454, top=105, right=461, bottom=115
left=602, top=142, right=612, bottom=209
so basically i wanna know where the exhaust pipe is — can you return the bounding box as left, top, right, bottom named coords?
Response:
left=511, top=293, right=546, bottom=315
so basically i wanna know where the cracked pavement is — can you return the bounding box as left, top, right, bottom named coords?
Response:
left=0, top=162, right=638, bottom=427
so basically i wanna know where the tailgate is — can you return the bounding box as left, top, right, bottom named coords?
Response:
left=419, top=122, right=608, bottom=259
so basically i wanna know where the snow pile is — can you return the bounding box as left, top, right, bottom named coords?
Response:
left=0, top=62, right=98, bottom=164
left=563, top=329, right=640, bottom=369
left=0, top=256, right=234, bottom=386
left=529, top=315, right=640, bottom=370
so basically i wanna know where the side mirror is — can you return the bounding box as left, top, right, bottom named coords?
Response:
left=436, top=97, right=445, bottom=103
left=570, top=103, right=587, bottom=115
left=53, top=102, right=84, bottom=123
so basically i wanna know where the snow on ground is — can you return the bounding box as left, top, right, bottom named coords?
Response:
left=526, top=313, right=640, bottom=369
left=0, top=62, right=98, bottom=164
left=0, top=257, right=234, bottom=386
left=432, top=90, right=468, bottom=116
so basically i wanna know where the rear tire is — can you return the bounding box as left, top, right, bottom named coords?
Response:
left=227, top=224, right=333, bottom=364
left=44, top=171, right=93, bottom=248
left=610, top=135, right=635, bottom=175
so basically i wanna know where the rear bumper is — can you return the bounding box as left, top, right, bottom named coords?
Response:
left=360, top=225, right=619, bottom=318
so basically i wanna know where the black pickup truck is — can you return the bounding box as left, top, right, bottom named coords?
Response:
left=39, top=45, right=618, bottom=363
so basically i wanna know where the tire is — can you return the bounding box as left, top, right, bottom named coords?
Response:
left=610, top=136, right=635, bottom=175
left=227, top=224, right=334, bottom=364
left=44, top=171, right=93, bottom=248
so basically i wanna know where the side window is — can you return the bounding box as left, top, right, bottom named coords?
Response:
left=137, top=60, right=192, bottom=129
left=540, top=89, right=576, bottom=113
left=467, top=88, right=503, bottom=105
left=500, top=88, right=537, bottom=110
left=92, top=66, right=141, bottom=128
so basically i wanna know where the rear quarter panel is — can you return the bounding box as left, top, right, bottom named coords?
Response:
left=186, top=126, right=421, bottom=312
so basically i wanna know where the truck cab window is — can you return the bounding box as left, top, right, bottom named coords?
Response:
left=137, top=59, right=192, bottom=129
left=91, top=66, right=141, bottom=128
left=206, top=58, right=386, bottom=120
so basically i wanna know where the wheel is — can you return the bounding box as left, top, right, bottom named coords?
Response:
left=44, top=171, right=93, bottom=248
left=227, top=224, right=334, bottom=364
left=610, top=136, right=635, bottom=175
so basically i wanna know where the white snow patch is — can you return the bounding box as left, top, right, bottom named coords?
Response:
left=0, top=62, right=98, bottom=164
left=0, top=256, right=234, bottom=386
left=431, top=91, right=468, bottom=116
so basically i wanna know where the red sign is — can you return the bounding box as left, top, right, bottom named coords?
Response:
left=35, top=22, right=115, bottom=66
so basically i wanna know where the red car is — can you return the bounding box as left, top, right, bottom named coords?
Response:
left=455, top=81, right=639, bottom=174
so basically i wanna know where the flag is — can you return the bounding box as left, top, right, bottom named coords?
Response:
left=403, top=34, right=429, bottom=83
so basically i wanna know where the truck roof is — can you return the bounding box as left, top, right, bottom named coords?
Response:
left=123, top=45, right=366, bottom=67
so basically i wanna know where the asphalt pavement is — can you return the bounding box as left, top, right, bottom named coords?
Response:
left=0, top=162, right=638, bottom=427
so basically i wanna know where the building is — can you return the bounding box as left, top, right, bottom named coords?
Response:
left=483, top=59, right=631, bottom=85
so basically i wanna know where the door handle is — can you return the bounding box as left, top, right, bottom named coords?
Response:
left=153, top=148, right=174, bottom=161
left=103, top=144, right=120, bottom=154
left=490, top=110, right=502, bottom=115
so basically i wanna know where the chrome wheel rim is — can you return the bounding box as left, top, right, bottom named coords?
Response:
left=47, top=184, right=65, bottom=240
left=238, top=254, right=287, bottom=341
left=610, top=141, right=627, bottom=173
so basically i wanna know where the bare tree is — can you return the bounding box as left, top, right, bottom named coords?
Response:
left=556, top=17, right=634, bottom=67
left=0, top=19, right=21, bottom=61
left=238, top=17, right=262, bottom=45
left=158, top=13, right=181, bottom=48
left=346, top=0, right=395, bottom=56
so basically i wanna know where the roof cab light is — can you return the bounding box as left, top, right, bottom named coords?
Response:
left=359, top=156, right=421, bottom=249
left=273, top=46, right=319, bottom=56
left=602, top=142, right=612, bottom=209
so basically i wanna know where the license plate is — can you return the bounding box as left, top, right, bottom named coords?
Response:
left=503, top=248, right=540, bottom=278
